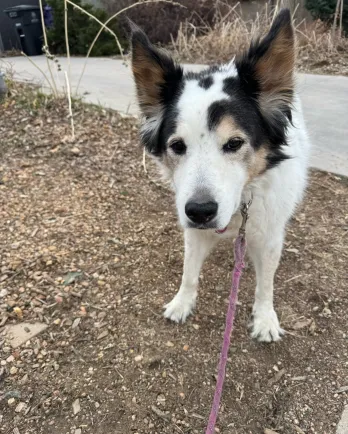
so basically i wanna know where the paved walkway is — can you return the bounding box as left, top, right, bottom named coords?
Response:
left=2, top=56, right=348, bottom=177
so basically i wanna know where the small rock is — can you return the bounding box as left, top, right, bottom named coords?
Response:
left=72, top=398, right=81, bottom=415
left=75, top=430, right=82, bottom=434
left=166, top=341, right=174, bottom=347
left=10, top=366, right=18, bottom=375
left=71, top=147, right=80, bottom=155
left=183, top=344, right=189, bottom=351
left=97, top=330, right=108, bottom=340
left=55, top=295, right=63, bottom=304
left=322, top=307, right=332, bottom=317
left=13, top=307, right=23, bottom=319
left=8, top=397, right=16, bottom=406
left=15, top=402, right=27, bottom=413
left=0, top=288, right=8, bottom=298
left=157, top=394, right=166, bottom=406
left=134, top=355, right=143, bottom=362
left=20, top=374, right=28, bottom=384
left=72, top=318, right=81, bottom=329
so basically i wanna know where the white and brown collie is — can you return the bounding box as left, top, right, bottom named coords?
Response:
left=130, top=9, right=310, bottom=342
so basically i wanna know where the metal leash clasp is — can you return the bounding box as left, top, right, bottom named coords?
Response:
left=239, top=194, right=253, bottom=238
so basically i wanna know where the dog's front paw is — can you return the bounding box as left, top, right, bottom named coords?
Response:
left=250, top=306, right=284, bottom=342
left=164, top=292, right=196, bottom=323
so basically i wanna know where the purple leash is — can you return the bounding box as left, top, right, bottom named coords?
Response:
left=206, top=199, right=252, bottom=434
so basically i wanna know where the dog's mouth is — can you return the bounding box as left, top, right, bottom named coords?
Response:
left=215, top=226, right=228, bottom=234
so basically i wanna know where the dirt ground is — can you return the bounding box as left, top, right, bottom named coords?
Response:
left=0, top=87, right=348, bottom=434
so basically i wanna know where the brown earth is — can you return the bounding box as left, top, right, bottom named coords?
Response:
left=0, top=86, right=348, bottom=434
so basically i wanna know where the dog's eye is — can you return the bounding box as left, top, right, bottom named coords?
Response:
left=223, top=138, right=245, bottom=153
left=169, top=139, right=186, bottom=156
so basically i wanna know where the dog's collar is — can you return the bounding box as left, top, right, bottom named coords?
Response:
left=238, top=194, right=253, bottom=238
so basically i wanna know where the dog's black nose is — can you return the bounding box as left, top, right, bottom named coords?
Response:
left=185, top=201, right=218, bottom=225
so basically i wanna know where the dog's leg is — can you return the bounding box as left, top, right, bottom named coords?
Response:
left=248, top=233, right=284, bottom=342
left=164, top=229, right=218, bottom=323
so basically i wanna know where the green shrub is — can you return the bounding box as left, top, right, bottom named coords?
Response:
left=305, top=0, right=348, bottom=34
left=46, top=0, right=127, bottom=56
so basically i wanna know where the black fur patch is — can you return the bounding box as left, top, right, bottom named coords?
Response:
left=140, top=102, right=182, bottom=157
left=198, top=75, right=213, bottom=89
left=207, top=94, right=265, bottom=149
left=131, top=25, right=184, bottom=156
left=185, top=65, right=220, bottom=81
left=207, top=100, right=230, bottom=130
left=232, top=9, right=293, bottom=167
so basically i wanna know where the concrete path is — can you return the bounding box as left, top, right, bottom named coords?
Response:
left=337, top=406, right=348, bottom=434
left=1, top=55, right=348, bottom=177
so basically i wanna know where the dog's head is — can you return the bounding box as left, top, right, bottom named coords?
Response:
left=130, top=9, right=295, bottom=230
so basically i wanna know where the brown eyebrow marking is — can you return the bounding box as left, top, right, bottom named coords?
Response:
left=215, top=116, right=246, bottom=142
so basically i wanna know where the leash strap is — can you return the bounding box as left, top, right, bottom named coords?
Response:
left=205, top=200, right=251, bottom=434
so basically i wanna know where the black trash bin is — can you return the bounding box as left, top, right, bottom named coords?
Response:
left=4, top=5, right=43, bottom=56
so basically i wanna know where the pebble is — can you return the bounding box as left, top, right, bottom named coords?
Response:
left=8, top=398, right=16, bottom=406
left=72, top=398, right=81, bottom=415
left=15, top=402, right=26, bottom=413
left=10, top=366, right=18, bottom=375
left=72, top=318, right=81, bottom=329
left=97, top=330, right=108, bottom=340
left=322, top=307, right=332, bottom=317
left=157, top=394, right=166, bottom=406
left=75, top=430, right=82, bottom=434
left=71, top=147, right=80, bottom=155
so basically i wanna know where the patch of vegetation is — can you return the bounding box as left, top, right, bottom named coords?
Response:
left=47, top=0, right=127, bottom=56
left=306, top=0, right=348, bottom=34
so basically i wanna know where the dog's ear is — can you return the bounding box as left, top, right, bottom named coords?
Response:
left=129, top=21, right=183, bottom=118
left=236, top=9, right=295, bottom=117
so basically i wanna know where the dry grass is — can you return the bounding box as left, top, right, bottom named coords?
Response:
left=170, top=1, right=348, bottom=76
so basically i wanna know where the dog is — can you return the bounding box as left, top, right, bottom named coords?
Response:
left=129, top=9, right=310, bottom=342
